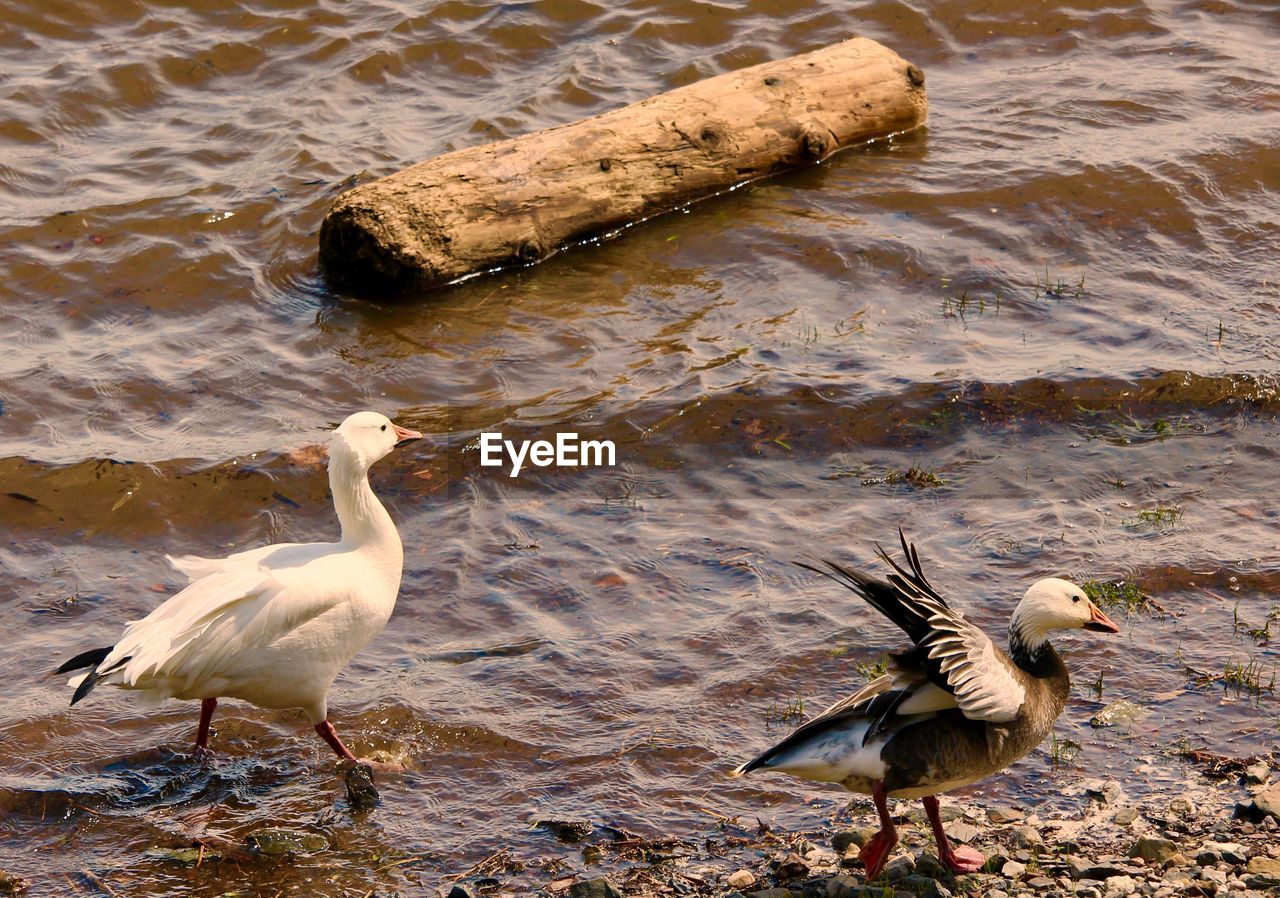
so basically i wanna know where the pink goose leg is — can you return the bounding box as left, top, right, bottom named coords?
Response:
left=195, top=698, right=217, bottom=752
left=859, top=783, right=900, bottom=879
left=314, top=719, right=358, bottom=761
left=923, top=795, right=985, bottom=873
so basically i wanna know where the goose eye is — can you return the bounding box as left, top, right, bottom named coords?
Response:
left=380, top=424, right=387, bottom=431
left=1072, top=595, right=1081, bottom=603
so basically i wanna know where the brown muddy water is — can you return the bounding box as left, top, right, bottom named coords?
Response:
left=2, top=0, right=1279, bottom=895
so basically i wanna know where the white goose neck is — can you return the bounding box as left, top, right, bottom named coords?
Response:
left=328, top=446, right=400, bottom=554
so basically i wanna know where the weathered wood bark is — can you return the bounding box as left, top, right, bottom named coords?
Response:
left=320, top=37, right=927, bottom=296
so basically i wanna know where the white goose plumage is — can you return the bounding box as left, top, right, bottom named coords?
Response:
left=57, top=411, right=422, bottom=763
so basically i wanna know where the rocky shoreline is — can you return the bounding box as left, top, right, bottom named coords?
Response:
left=499, top=757, right=1280, bottom=898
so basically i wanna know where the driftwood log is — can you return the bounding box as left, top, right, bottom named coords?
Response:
left=320, top=37, right=927, bottom=295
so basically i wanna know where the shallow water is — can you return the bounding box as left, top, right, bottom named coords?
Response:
left=2, top=0, right=1279, bottom=894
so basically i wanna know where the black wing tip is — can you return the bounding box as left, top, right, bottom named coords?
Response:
left=56, top=646, right=113, bottom=675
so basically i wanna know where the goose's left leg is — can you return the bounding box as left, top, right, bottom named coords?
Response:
left=858, top=783, right=900, bottom=879
left=313, top=719, right=358, bottom=761
left=922, top=795, right=984, bottom=872
left=195, top=698, right=217, bottom=753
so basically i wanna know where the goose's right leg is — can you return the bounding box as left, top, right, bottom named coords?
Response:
left=314, top=719, right=358, bottom=761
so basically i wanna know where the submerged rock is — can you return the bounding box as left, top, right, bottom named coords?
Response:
left=1089, top=700, right=1148, bottom=728
left=344, top=763, right=379, bottom=810
left=0, top=870, right=29, bottom=896
left=245, top=828, right=328, bottom=856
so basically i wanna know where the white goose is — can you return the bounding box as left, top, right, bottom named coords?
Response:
left=733, top=532, right=1120, bottom=877
left=57, top=411, right=422, bottom=762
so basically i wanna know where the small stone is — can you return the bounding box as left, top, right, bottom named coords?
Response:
left=1244, top=762, right=1270, bottom=786
left=1026, top=877, right=1054, bottom=889
left=1103, top=875, right=1137, bottom=896
left=1245, top=856, right=1280, bottom=878
left=823, top=876, right=860, bottom=898
left=1090, top=700, right=1149, bottom=728
left=774, top=853, right=810, bottom=882
left=884, top=855, right=915, bottom=880
left=1163, top=853, right=1190, bottom=868
left=1002, top=861, right=1027, bottom=878
left=1168, top=796, right=1197, bottom=818
left=1114, top=808, right=1140, bottom=826
left=245, top=828, right=328, bottom=856
left=447, top=886, right=474, bottom=898
left=569, top=878, right=623, bottom=898
left=1086, top=780, right=1126, bottom=805
left=1201, top=867, right=1229, bottom=886
left=1010, top=825, right=1043, bottom=848
left=902, top=875, right=952, bottom=898
left=1201, top=841, right=1248, bottom=865
left=1235, top=784, right=1280, bottom=822
left=988, top=807, right=1026, bottom=824
left=944, top=821, right=981, bottom=844
left=1077, top=889, right=1102, bottom=898
left=1129, top=837, right=1179, bottom=865
left=986, top=890, right=1009, bottom=898
left=832, top=831, right=864, bottom=854
left=914, top=853, right=949, bottom=879
left=749, top=890, right=794, bottom=898
left=727, top=871, right=756, bottom=890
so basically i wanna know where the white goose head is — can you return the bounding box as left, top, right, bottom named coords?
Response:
left=1008, top=577, right=1120, bottom=659
left=331, top=411, right=422, bottom=471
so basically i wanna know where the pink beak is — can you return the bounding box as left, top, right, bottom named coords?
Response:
left=392, top=423, right=423, bottom=448
left=1084, top=602, right=1121, bottom=633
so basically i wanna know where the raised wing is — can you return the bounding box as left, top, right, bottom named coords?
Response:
left=913, top=594, right=1025, bottom=722
left=799, top=531, right=1026, bottom=723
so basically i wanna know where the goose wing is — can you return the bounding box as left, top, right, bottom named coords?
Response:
left=800, top=531, right=1026, bottom=723
left=69, top=551, right=344, bottom=702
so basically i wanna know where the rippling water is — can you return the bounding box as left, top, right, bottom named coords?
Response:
left=2, top=0, right=1279, bottom=894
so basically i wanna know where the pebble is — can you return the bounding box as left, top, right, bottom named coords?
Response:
left=1243, top=762, right=1270, bottom=786
left=1245, top=856, right=1280, bottom=877
left=943, top=821, right=980, bottom=844
left=1087, top=780, right=1127, bottom=806
left=1200, top=841, right=1248, bottom=865
left=1114, top=808, right=1140, bottom=826
left=988, top=807, right=1026, bottom=824
left=831, top=831, right=863, bottom=854
left=1010, top=825, right=1044, bottom=847
left=569, top=878, right=622, bottom=898
left=1129, top=836, right=1179, bottom=864
left=447, top=886, right=474, bottom=898
left=1104, top=874, right=1137, bottom=896
left=1002, top=861, right=1026, bottom=877
left=727, top=870, right=756, bottom=889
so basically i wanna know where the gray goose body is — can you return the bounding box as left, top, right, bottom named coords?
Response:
left=733, top=532, right=1119, bottom=876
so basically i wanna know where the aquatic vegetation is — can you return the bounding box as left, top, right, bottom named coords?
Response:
left=1124, top=505, right=1183, bottom=530
left=853, top=654, right=890, bottom=681
left=1080, top=579, right=1167, bottom=614
left=1221, top=656, right=1276, bottom=697
left=1032, top=268, right=1087, bottom=300
left=1047, top=732, right=1081, bottom=769
left=1232, top=603, right=1279, bottom=643
left=861, top=464, right=947, bottom=489
left=940, top=282, right=1002, bottom=320
left=763, top=696, right=806, bottom=728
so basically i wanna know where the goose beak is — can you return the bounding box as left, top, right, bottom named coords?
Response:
left=1083, top=602, right=1120, bottom=633
left=392, top=424, right=423, bottom=448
